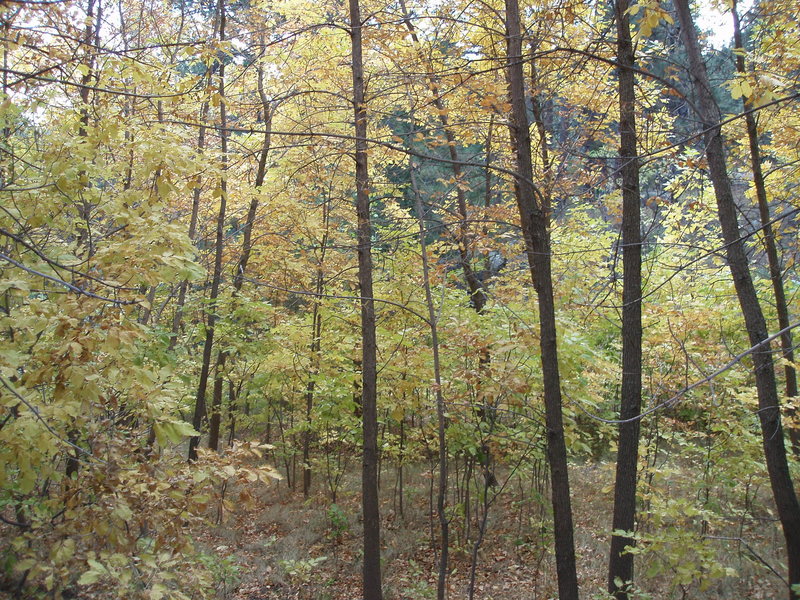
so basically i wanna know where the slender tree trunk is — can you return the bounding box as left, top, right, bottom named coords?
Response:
left=398, top=0, right=486, bottom=312
left=399, top=1, right=496, bottom=546
left=398, top=415, right=404, bottom=519
left=528, top=42, right=552, bottom=199
left=410, top=164, right=449, bottom=600
left=170, top=2, right=215, bottom=351
left=674, top=1, right=800, bottom=596
left=303, top=192, right=330, bottom=497
left=75, top=0, right=101, bottom=258
left=227, top=379, right=237, bottom=446
left=208, top=38, right=278, bottom=455
left=169, top=112, right=206, bottom=350
left=731, top=0, right=799, bottom=456
left=1, top=17, right=13, bottom=187
left=207, top=2, right=231, bottom=453
left=138, top=285, right=157, bottom=326
left=467, top=473, right=492, bottom=600
left=303, top=293, right=322, bottom=497
left=608, top=1, right=643, bottom=597
left=66, top=0, right=102, bottom=481
left=234, top=54, right=276, bottom=296
left=208, top=362, right=225, bottom=450
left=189, top=0, right=227, bottom=461
left=504, top=1, right=579, bottom=598
left=347, top=0, right=382, bottom=596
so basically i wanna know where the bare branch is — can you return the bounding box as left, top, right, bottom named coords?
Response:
left=0, top=252, right=138, bottom=305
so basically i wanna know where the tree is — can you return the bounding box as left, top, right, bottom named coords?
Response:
left=347, top=0, right=383, bottom=596
left=189, top=0, right=227, bottom=462
left=504, top=0, right=579, bottom=597
left=607, top=0, right=643, bottom=597
left=730, top=0, right=799, bottom=457
left=674, top=0, right=800, bottom=596
left=408, top=159, right=450, bottom=600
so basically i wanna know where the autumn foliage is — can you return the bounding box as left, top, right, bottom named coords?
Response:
left=0, top=0, right=798, bottom=598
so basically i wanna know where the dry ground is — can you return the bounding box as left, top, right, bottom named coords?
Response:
left=197, top=461, right=786, bottom=600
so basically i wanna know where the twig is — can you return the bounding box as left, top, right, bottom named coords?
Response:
left=575, top=321, right=800, bottom=425
left=704, top=534, right=789, bottom=587
left=0, top=252, right=138, bottom=305
left=240, top=274, right=432, bottom=326
left=0, top=376, right=106, bottom=464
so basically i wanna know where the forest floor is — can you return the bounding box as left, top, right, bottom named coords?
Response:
left=196, top=461, right=784, bottom=600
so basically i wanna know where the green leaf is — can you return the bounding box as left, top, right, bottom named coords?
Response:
left=78, top=570, right=101, bottom=586
left=78, top=560, right=107, bottom=586
left=154, top=420, right=200, bottom=446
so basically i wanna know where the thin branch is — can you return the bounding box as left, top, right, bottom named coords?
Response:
left=240, top=273, right=432, bottom=326
left=575, top=321, right=800, bottom=425
left=704, top=535, right=789, bottom=587
left=0, top=252, right=138, bottom=304
left=0, top=376, right=106, bottom=464
left=0, top=228, right=137, bottom=291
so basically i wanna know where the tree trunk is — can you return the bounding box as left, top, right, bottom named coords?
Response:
left=211, top=63, right=276, bottom=453
left=206, top=0, right=229, bottom=454
left=189, top=0, right=227, bottom=461
left=169, top=14, right=217, bottom=351
left=504, top=1, right=579, bottom=598
left=608, top=1, right=643, bottom=597
left=303, top=192, right=330, bottom=497
left=398, top=0, right=487, bottom=313
left=66, top=0, right=102, bottom=481
left=410, top=164, right=449, bottom=600
left=731, top=0, right=799, bottom=457
left=208, top=362, right=225, bottom=451
left=303, top=294, right=322, bottom=497
left=674, top=1, right=800, bottom=596
left=227, top=379, right=237, bottom=446
left=347, top=0, right=383, bottom=597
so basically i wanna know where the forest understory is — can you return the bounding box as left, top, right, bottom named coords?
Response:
left=193, top=460, right=786, bottom=600
left=1, top=0, right=799, bottom=598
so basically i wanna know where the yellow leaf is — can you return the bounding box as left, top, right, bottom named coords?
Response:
left=625, top=3, right=641, bottom=15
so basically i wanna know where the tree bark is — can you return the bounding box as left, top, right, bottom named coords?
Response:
left=303, top=290, right=322, bottom=497
left=227, top=379, right=237, bottom=446
left=208, top=362, right=225, bottom=450
left=169, top=6, right=217, bottom=351
left=674, top=1, right=800, bottom=596
left=211, top=63, right=276, bottom=453
left=206, top=0, right=229, bottom=453
left=66, top=0, right=102, bottom=481
left=731, top=0, right=799, bottom=457
left=608, top=0, right=643, bottom=597
left=504, top=1, right=579, bottom=598
left=410, top=164, right=449, bottom=600
left=189, top=0, right=227, bottom=461
left=347, top=0, right=383, bottom=597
